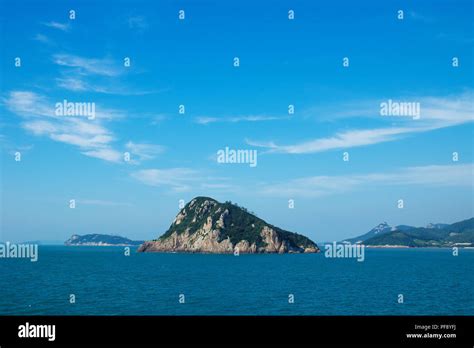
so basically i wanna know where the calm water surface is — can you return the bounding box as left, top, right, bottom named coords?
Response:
left=0, top=246, right=472, bottom=315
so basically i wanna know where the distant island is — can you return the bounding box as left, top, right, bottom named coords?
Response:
left=65, top=234, right=144, bottom=246
left=21, top=240, right=64, bottom=245
left=344, top=218, right=474, bottom=247
left=138, top=197, right=319, bottom=254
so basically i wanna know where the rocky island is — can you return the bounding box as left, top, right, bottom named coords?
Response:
left=65, top=234, right=144, bottom=246
left=138, top=197, right=319, bottom=254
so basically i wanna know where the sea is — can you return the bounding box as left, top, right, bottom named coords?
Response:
left=0, top=246, right=473, bottom=315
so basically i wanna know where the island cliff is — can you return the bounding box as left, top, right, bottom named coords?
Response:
left=138, top=197, right=319, bottom=254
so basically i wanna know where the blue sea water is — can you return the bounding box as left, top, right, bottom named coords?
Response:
left=0, top=246, right=472, bottom=315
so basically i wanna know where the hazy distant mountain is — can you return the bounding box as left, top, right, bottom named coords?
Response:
left=363, top=218, right=474, bottom=247
left=65, top=234, right=144, bottom=246
left=344, top=222, right=415, bottom=243
left=426, top=223, right=449, bottom=229
left=138, top=197, right=319, bottom=254
left=20, top=240, right=64, bottom=245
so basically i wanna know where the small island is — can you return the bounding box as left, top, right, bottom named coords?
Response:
left=138, top=197, right=319, bottom=254
left=65, top=234, right=144, bottom=246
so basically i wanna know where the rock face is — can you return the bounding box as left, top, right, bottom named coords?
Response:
left=138, top=197, right=319, bottom=254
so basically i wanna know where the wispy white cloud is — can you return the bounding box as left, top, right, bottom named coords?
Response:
left=130, top=168, right=237, bottom=192
left=247, top=127, right=416, bottom=154
left=125, top=141, right=165, bottom=162
left=55, top=77, right=89, bottom=92
left=81, top=148, right=123, bottom=162
left=53, top=54, right=123, bottom=77
left=4, top=90, right=122, bottom=163
left=0, top=135, right=34, bottom=156
left=49, top=122, right=114, bottom=147
left=4, top=90, right=123, bottom=121
left=21, top=118, right=121, bottom=162
left=55, top=76, right=156, bottom=95
left=409, top=11, right=434, bottom=23
left=150, top=114, right=168, bottom=125
left=200, top=182, right=235, bottom=190
left=4, top=91, right=165, bottom=164
left=4, top=91, right=53, bottom=118
left=77, top=199, right=132, bottom=207
left=259, top=164, right=474, bottom=198
left=128, top=16, right=148, bottom=31
left=33, top=34, right=52, bottom=44
left=42, top=21, right=70, bottom=32
left=310, top=92, right=473, bottom=124
left=195, top=115, right=286, bottom=125
left=247, top=92, right=473, bottom=154
left=131, top=168, right=199, bottom=191
left=418, top=93, right=473, bottom=125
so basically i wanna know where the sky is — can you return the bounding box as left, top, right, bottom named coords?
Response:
left=0, top=0, right=473, bottom=243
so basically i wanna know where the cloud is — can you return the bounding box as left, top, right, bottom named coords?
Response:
left=128, top=16, right=148, bottom=31
left=150, top=114, right=168, bottom=125
left=195, top=115, right=285, bottom=125
left=316, top=92, right=473, bottom=125
left=81, top=148, right=123, bottom=162
left=4, top=90, right=122, bottom=163
left=130, top=168, right=237, bottom=192
left=55, top=77, right=89, bottom=92
left=4, top=91, right=165, bottom=164
left=247, top=92, right=473, bottom=154
left=4, top=90, right=123, bottom=121
left=247, top=127, right=416, bottom=154
left=0, top=134, right=34, bottom=156
left=125, top=141, right=165, bottom=162
left=131, top=164, right=473, bottom=196
left=33, top=34, right=52, bottom=44
left=42, top=21, right=70, bottom=32
left=77, top=199, right=132, bottom=207
left=49, top=121, right=115, bottom=148
left=131, top=168, right=199, bottom=191
left=259, top=164, right=474, bottom=198
left=4, top=91, right=53, bottom=117
left=53, top=55, right=160, bottom=95
left=200, top=183, right=235, bottom=190
left=53, top=54, right=123, bottom=77
left=21, top=118, right=120, bottom=161
left=55, top=76, right=156, bottom=95
left=409, top=11, right=434, bottom=23
left=418, top=93, right=473, bottom=125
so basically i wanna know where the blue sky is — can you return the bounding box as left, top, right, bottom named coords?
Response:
left=0, top=0, right=473, bottom=243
